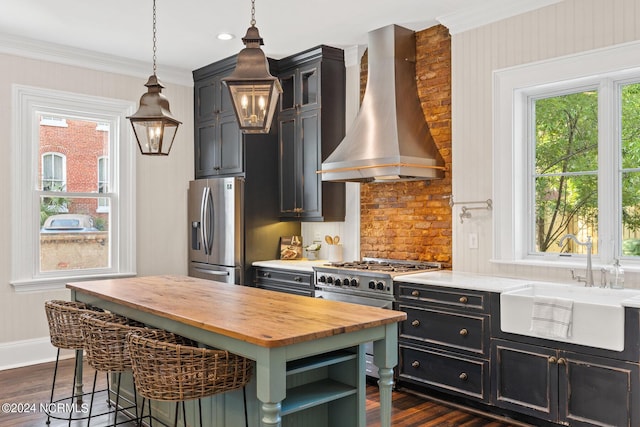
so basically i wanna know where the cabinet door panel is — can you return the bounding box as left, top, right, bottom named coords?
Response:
left=561, top=353, right=638, bottom=427
left=279, top=117, right=297, bottom=214
left=301, top=111, right=320, bottom=217
left=195, top=80, right=216, bottom=121
left=219, top=116, right=243, bottom=175
left=300, top=66, right=319, bottom=108
left=219, top=81, right=234, bottom=116
left=279, top=73, right=296, bottom=112
left=492, top=340, right=558, bottom=421
left=196, top=124, right=218, bottom=178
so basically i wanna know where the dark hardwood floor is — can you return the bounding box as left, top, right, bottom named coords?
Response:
left=0, top=358, right=526, bottom=426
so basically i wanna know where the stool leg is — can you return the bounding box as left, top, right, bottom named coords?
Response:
left=86, top=370, right=98, bottom=427
left=67, top=353, right=80, bottom=427
left=182, top=401, right=187, bottom=427
left=198, top=398, right=203, bottom=427
left=46, top=348, right=61, bottom=425
left=112, top=372, right=122, bottom=427
left=173, top=401, right=179, bottom=427
left=132, top=383, right=140, bottom=425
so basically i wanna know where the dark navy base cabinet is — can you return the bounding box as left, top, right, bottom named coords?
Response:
left=396, top=281, right=640, bottom=427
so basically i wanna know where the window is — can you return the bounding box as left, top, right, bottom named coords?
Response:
left=42, top=151, right=67, bottom=191
left=494, top=41, right=640, bottom=269
left=11, top=85, right=136, bottom=291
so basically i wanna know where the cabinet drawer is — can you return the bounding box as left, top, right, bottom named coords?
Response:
left=255, top=268, right=312, bottom=285
left=396, top=283, right=487, bottom=312
left=254, top=268, right=313, bottom=296
left=399, top=305, right=488, bottom=356
left=399, top=345, right=489, bottom=402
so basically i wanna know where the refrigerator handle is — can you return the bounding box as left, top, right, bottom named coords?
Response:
left=203, top=186, right=215, bottom=255
left=200, top=187, right=210, bottom=255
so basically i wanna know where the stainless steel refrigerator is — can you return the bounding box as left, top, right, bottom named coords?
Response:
left=188, top=177, right=300, bottom=285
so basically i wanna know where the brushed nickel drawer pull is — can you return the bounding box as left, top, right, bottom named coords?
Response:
left=459, top=328, right=468, bottom=336
left=411, top=320, right=420, bottom=327
left=412, top=361, right=420, bottom=368
left=459, top=372, right=468, bottom=381
left=411, top=290, right=420, bottom=297
left=294, top=276, right=302, bottom=282
left=548, top=356, right=557, bottom=364
left=263, top=272, right=271, bottom=278
left=557, top=358, right=567, bottom=365
left=459, top=296, right=468, bottom=304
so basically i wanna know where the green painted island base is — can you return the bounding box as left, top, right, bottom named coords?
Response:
left=99, top=346, right=366, bottom=427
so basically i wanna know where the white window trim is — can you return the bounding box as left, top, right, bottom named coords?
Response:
left=493, top=39, right=640, bottom=272
left=97, top=156, right=109, bottom=213
left=11, top=85, right=137, bottom=291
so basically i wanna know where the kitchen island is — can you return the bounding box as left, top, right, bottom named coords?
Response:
left=67, top=275, right=406, bottom=427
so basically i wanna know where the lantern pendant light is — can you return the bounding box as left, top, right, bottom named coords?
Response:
left=127, top=0, right=181, bottom=155
left=223, top=0, right=282, bottom=134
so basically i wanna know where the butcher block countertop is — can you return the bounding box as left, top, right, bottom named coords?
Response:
left=67, top=275, right=406, bottom=348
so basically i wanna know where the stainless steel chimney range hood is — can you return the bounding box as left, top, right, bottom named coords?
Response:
left=320, top=24, right=445, bottom=183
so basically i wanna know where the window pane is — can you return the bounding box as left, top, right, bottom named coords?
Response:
left=622, top=171, right=640, bottom=256
left=535, top=91, right=598, bottom=174
left=621, top=83, right=640, bottom=170
left=40, top=197, right=110, bottom=272
left=533, top=91, right=599, bottom=255
left=39, top=117, right=109, bottom=192
left=534, top=174, right=598, bottom=254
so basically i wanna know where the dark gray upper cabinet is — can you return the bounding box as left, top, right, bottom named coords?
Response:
left=193, top=56, right=243, bottom=178
left=276, top=46, right=346, bottom=222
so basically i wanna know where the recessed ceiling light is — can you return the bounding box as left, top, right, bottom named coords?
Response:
left=217, top=33, right=235, bottom=41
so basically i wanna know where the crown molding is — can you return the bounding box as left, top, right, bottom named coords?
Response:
left=0, top=32, right=193, bottom=87
left=437, top=0, right=562, bottom=35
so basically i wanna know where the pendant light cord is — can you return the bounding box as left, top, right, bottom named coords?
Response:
left=250, top=0, right=256, bottom=26
left=152, top=0, right=157, bottom=75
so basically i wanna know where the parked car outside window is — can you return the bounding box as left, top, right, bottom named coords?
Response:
left=40, top=214, right=98, bottom=233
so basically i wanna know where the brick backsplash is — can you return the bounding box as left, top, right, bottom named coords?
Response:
left=360, top=25, right=452, bottom=266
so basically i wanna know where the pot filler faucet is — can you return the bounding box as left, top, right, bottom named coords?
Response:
left=558, top=234, right=594, bottom=287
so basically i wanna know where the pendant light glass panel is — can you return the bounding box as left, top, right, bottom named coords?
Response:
left=226, top=80, right=280, bottom=133
left=130, top=119, right=179, bottom=155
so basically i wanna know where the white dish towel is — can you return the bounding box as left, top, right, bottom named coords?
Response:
left=530, top=296, right=573, bottom=339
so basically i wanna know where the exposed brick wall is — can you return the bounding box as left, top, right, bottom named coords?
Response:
left=360, top=25, right=452, bottom=267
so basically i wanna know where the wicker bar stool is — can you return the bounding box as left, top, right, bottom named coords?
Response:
left=127, top=329, right=253, bottom=427
left=44, top=300, right=104, bottom=425
left=80, top=312, right=147, bottom=427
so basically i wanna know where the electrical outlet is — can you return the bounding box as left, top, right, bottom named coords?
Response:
left=468, top=233, right=479, bottom=249
left=314, top=232, right=322, bottom=242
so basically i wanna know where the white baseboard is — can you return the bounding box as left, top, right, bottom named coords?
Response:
left=0, top=337, right=75, bottom=371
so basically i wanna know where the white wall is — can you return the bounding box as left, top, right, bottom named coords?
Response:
left=452, top=0, right=640, bottom=284
left=0, top=53, right=193, bottom=368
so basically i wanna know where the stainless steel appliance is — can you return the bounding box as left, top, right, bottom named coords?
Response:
left=189, top=177, right=300, bottom=285
left=313, top=258, right=441, bottom=378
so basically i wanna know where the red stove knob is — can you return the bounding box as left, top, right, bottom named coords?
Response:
left=376, top=282, right=385, bottom=291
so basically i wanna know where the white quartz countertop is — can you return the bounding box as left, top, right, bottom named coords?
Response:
left=395, top=270, right=540, bottom=293
left=253, top=259, right=327, bottom=272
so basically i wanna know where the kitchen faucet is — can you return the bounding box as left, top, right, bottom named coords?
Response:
left=558, top=234, right=594, bottom=287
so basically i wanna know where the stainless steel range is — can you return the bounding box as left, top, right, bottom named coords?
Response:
left=313, top=258, right=441, bottom=378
